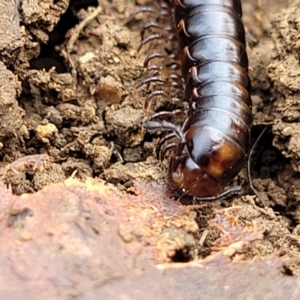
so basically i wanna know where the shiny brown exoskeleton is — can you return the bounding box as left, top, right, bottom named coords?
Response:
left=136, top=0, right=252, bottom=200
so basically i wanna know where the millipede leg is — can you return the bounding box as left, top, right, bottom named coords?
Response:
left=143, top=120, right=185, bottom=142
left=137, top=76, right=168, bottom=88
left=146, top=109, right=186, bottom=122
left=144, top=52, right=179, bottom=67
left=147, top=62, right=181, bottom=72
left=138, top=32, right=176, bottom=52
left=156, top=132, right=177, bottom=160
left=137, top=75, right=184, bottom=89
left=145, top=90, right=180, bottom=108
left=124, top=6, right=170, bottom=25
left=160, top=142, right=178, bottom=161
left=193, top=186, right=243, bottom=202
left=141, top=21, right=174, bottom=39
left=144, top=70, right=183, bottom=82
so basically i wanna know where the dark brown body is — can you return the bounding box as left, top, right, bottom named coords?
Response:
left=169, top=0, right=252, bottom=198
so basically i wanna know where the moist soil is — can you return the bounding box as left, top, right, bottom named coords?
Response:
left=1, top=0, right=300, bottom=298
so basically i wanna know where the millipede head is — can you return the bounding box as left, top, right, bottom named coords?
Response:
left=169, top=154, right=223, bottom=198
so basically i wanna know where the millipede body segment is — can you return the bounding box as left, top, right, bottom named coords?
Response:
left=141, top=0, right=252, bottom=200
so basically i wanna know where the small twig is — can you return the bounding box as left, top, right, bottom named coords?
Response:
left=66, top=5, right=103, bottom=83
left=0, top=154, right=49, bottom=178
left=199, top=229, right=209, bottom=247
left=248, top=126, right=268, bottom=206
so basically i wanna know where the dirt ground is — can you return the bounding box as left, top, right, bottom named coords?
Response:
left=1, top=0, right=300, bottom=298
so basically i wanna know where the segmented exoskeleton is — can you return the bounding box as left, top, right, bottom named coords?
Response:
left=135, top=0, right=252, bottom=200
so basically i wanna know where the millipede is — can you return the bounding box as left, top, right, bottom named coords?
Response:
left=129, top=0, right=253, bottom=201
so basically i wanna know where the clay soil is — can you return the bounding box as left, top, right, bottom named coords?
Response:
left=1, top=0, right=300, bottom=298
